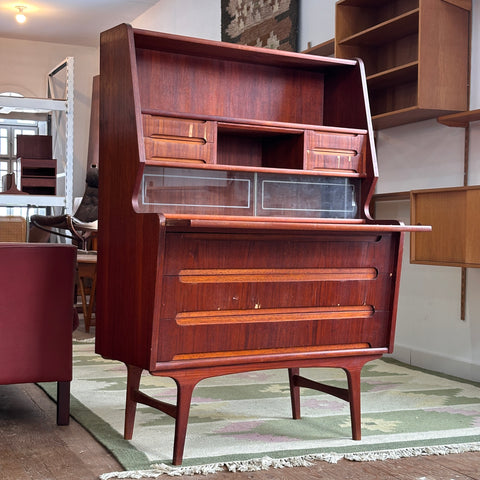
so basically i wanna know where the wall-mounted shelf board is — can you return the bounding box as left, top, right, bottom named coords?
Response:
left=0, top=96, right=66, bottom=112
left=371, top=191, right=410, bottom=217
left=437, top=109, right=480, bottom=127
left=303, top=39, right=335, bottom=57
left=373, top=191, right=410, bottom=202
left=0, top=194, right=66, bottom=208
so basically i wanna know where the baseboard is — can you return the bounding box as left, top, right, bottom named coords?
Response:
left=386, top=344, right=480, bottom=383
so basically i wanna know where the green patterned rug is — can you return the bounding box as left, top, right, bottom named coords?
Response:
left=40, top=340, right=480, bottom=478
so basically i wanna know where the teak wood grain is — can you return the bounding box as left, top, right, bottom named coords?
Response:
left=96, top=23, right=428, bottom=465
left=411, top=186, right=480, bottom=267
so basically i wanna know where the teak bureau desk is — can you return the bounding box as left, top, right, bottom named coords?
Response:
left=96, top=24, right=429, bottom=465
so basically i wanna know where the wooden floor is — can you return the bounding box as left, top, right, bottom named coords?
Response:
left=2, top=318, right=480, bottom=479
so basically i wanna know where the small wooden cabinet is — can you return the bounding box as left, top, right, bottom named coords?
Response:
left=16, top=135, right=57, bottom=195
left=335, top=0, right=471, bottom=129
left=409, top=111, right=480, bottom=268
left=411, top=186, right=480, bottom=267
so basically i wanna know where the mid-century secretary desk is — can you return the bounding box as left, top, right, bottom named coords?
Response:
left=96, top=23, right=428, bottom=465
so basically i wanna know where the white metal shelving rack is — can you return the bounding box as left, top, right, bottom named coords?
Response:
left=0, top=57, right=74, bottom=215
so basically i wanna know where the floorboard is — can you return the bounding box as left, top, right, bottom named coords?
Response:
left=1, top=318, right=480, bottom=480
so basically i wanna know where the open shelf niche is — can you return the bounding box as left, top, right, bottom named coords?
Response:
left=335, top=0, right=471, bottom=130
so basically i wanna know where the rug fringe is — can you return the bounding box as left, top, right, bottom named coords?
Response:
left=99, top=443, right=480, bottom=478
left=342, top=443, right=480, bottom=462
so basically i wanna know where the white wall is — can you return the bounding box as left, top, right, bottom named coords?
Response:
left=133, top=0, right=221, bottom=40
left=0, top=37, right=98, bottom=199
left=298, top=0, right=336, bottom=51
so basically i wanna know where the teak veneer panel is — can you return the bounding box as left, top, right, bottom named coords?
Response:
left=143, top=116, right=216, bottom=164
left=136, top=49, right=326, bottom=126
left=155, top=230, right=399, bottom=362
left=411, top=186, right=480, bottom=267
left=305, top=130, right=367, bottom=173
left=438, top=109, right=480, bottom=127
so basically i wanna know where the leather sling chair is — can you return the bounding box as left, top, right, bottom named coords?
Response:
left=30, top=166, right=98, bottom=250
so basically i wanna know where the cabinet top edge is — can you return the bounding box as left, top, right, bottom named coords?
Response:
left=411, top=185, right=480, bottom=195
left=115, top=25, right=357, bottom=70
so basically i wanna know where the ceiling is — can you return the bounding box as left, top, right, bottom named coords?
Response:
left=0, top=0, right=158, bottom=47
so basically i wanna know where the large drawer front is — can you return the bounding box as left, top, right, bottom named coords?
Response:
left=154, top=231, right=401, bottom=362
left=305, top=131, right=366, bottom=173
left=143, top=115, right=216, bottom=164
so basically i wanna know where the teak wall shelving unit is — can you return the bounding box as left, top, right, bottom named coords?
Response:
left=335, top=0, right=471, bottom=130
left=409, top=109, right=479, bottom=319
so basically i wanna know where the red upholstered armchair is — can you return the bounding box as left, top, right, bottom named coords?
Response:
left=0, top=243, right=76, bottom=425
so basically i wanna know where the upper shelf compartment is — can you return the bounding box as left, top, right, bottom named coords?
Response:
left=98, top=23, right=380, bottom=222
left=335, top=0, right=419, bottom=42
left=134, top=29, right=362, bottom=130
left=337, top=8, right=419, bottom=47
left=335, top=0, right=471, bottom=130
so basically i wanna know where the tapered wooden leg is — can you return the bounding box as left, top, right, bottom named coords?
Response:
left=77, top=258, right=97, bottom=333
left=56, top=380, right=70, bottom=425
left=344, top=366, right=362, bottom=440
left=288, top=368, right=301, bottom=419
left=124, top=364, right=143, bottom=440
left=172, top=380, right=196, bottom=466
left=85, top=272, right=96, bottom=333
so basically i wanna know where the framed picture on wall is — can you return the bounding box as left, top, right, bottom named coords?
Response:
left=221, top=0, right=298, bottom=52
